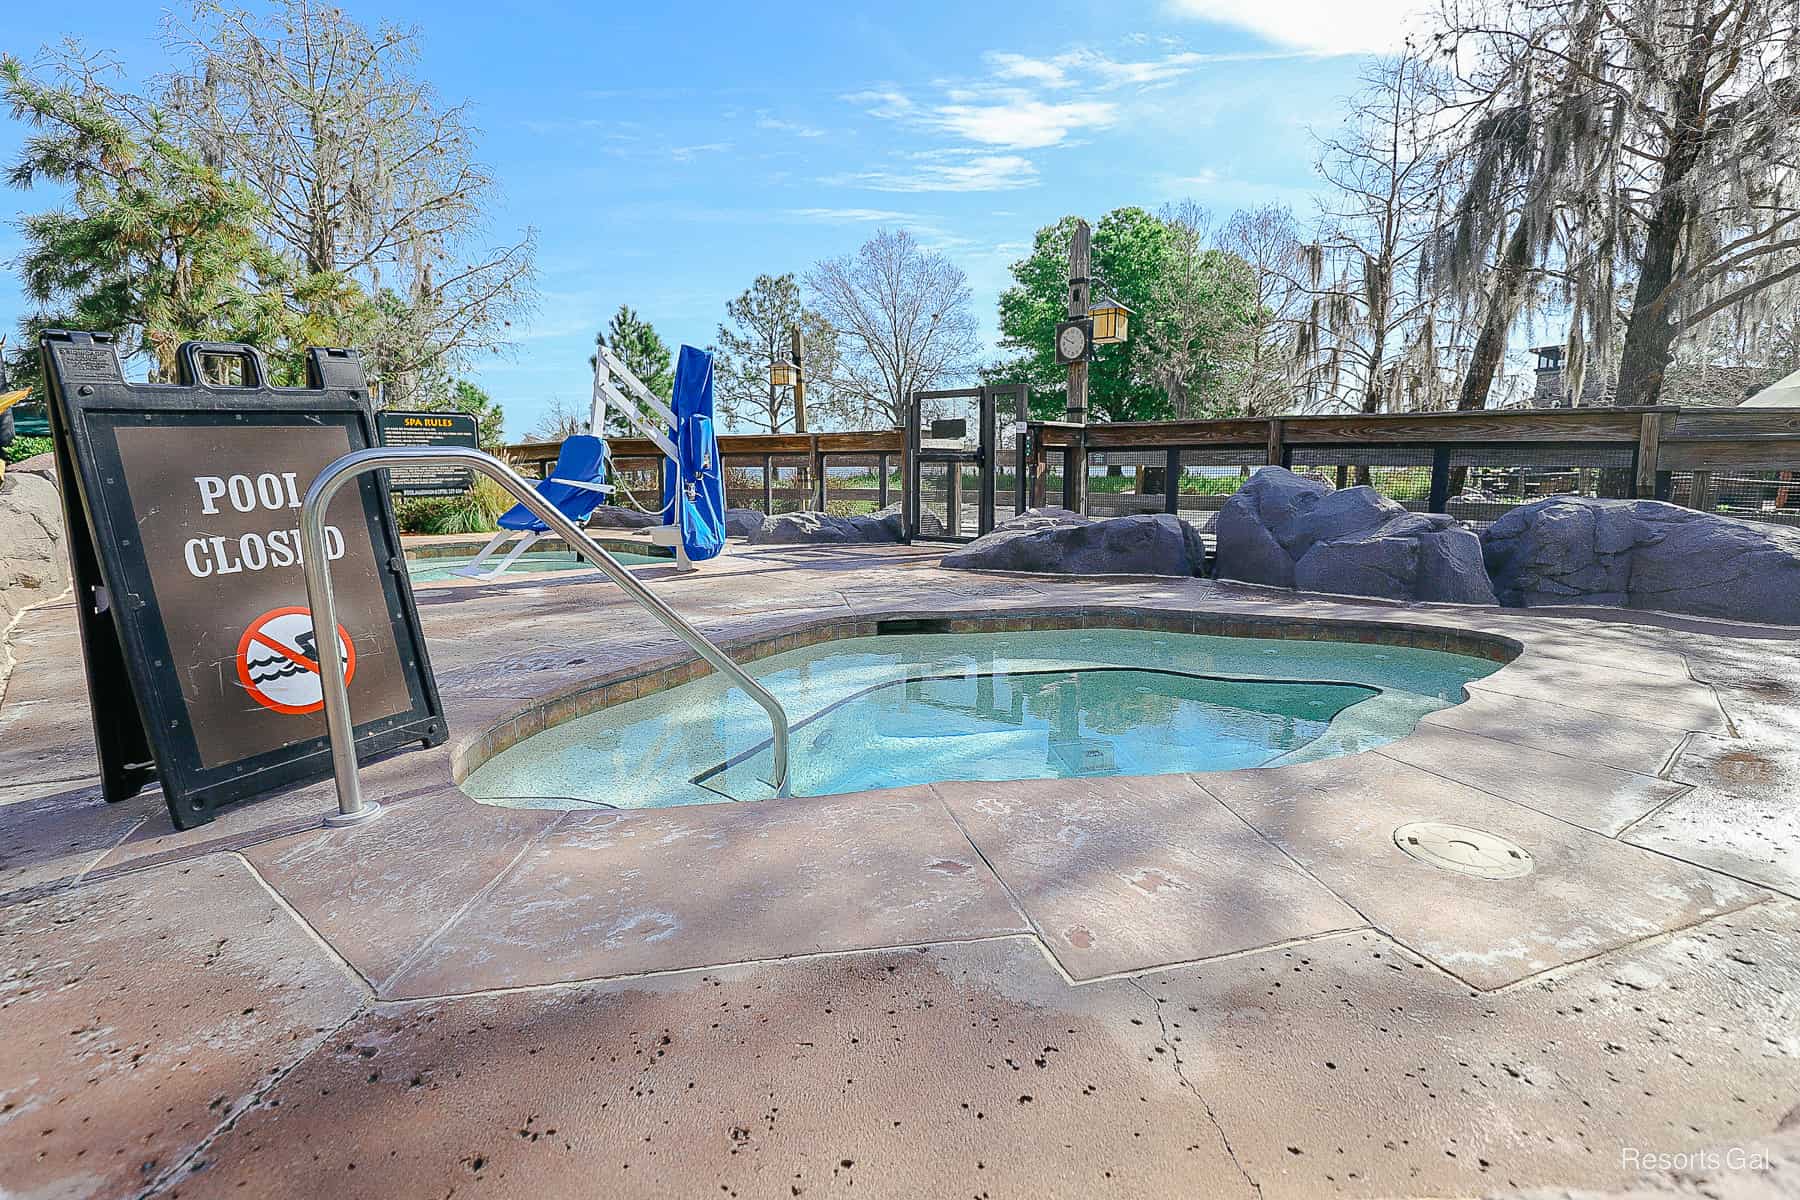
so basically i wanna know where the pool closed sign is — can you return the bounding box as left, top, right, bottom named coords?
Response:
left=42, top=332, right=445, bottom=829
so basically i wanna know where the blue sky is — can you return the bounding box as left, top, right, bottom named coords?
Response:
left=2, top=1, right=1416, bottom=437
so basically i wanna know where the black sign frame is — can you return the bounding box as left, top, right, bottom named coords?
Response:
left=42, top=331, right=447, bottom=829
left=376, top=410, right=481, bottom=497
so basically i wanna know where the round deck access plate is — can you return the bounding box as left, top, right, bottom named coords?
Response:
left=1393, top=821, right=1534, bottom=880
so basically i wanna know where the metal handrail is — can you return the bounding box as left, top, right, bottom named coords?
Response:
left=299, top=445, right=792, bottom=826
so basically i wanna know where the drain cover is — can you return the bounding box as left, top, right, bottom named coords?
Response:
left=1393, top=822, right=1534, bottom=880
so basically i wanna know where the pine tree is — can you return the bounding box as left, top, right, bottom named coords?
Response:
left=590, top=305, right=673, bottom=438
left=4, top=53, right=288, bottom=393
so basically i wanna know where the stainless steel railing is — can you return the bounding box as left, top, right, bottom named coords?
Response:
left=299, top=445, right=791, bottom=826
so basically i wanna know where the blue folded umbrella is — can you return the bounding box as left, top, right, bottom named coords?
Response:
left=661, top=346, right=726, bottom=562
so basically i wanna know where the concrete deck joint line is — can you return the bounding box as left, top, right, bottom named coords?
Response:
left=1682, top=653, right=1743, bottom=740
left=374, top=813, right=570, bottom=995
left=1368, top=743, right=1694, bottom=843
left=1486, top=895, right=1781, bottom=995
left=1190, top=774, right=1381, bottom=932
left=1071, top=926, right=1379, bottom=986
left=930, top=784, right=1047, bottom=947
left=235, top=850, right=379, bottom=999
left=364, top=932, right=1048, bottom=1006
left=1611, top=781, right=1697, bottom=842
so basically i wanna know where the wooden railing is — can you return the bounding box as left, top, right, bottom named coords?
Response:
left=501, top=405, right=1800, bottom=530
left=502, top=430, right=906, bottom=516
left=1028, top=405, right=1800, bottom=529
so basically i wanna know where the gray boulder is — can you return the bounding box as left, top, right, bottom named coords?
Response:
left=585, top=505, right=660, bottom=530
left=1482, top=495, right=1800, bottom=623
left=724, top=507, right=765, bottom=538
left=874, top=501, right=945, bottom=538
left=0, top=468, right=70, bottom=624
left=943, top=511, right=1206, bottom=576
left=1216, top=467, right=1495, bottom=604
left=748, top=508, right=905, bottom=545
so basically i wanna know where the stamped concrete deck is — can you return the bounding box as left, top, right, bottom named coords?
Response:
left=3, top=542, right=1798, bottom=1199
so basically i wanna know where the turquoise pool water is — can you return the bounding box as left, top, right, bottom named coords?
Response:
left=462, top=628, right=1504, bottom=810
left=406, top=548, right=663, bottom=583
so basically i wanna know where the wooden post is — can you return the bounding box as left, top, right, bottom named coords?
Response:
left=791, top=326, right=808, bottom=434
left=1690, top=469, right=1714, bottom=512
left=1065, top=221, right=1092, bottom=426
left=1266, top=419, right=1284, bottom=467
left=1427, top=448, right=1452, bottom=513
left=1634, top=410, right=1664, bottom=498
left=948, top=464, right=963, bottom=536
left=1029, top=427, right=1048, bottom=508
left=1066, top=433, right=1087, bottom=515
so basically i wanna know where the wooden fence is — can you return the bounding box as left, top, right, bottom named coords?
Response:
left=501, top=405, right=1800, bottom=533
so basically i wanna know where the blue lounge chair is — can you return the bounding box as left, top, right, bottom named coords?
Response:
left=450, top=435, right=613, bottom=579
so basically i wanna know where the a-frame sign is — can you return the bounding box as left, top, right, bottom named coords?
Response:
left=42, top=331, right=446, bottom=829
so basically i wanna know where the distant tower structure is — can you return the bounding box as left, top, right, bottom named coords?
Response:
left=1530, top=345, right=1612, bottom=406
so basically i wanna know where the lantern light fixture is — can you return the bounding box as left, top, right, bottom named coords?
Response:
left=1089, top=295, right=1132, bottom=345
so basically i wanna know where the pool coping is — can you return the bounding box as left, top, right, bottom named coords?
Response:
left=447, top=605, right=1523, bottom=786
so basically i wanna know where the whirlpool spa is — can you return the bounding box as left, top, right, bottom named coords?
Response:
left=460, top=619, right=1512, bottom=810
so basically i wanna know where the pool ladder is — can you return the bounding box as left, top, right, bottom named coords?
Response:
left=299, top=446, right=792, bottom=826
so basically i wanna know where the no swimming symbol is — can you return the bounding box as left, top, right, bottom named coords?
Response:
left=235, top=606, right=357, bottom=715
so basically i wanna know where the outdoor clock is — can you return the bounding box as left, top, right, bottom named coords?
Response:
left=1055, top=318, right=1093, bottom=365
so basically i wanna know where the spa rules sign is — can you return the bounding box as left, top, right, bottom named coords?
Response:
left=41, top=333, right=445, bottom=829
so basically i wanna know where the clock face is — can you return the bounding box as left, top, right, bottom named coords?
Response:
left=1058, top=324, right=1088, bottom=361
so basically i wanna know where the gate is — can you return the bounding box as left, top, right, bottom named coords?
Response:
left=904, top=384, right=1028, bottom=541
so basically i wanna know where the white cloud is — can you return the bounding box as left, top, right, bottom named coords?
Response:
left=933, top=97, right=1117, bottom=149
left=832, top=41, right=1288, bottom=194
left=832, top=154, right=1040, bottom=193
left=986, top=52, right=1075, bottom=89
left=843, top=89, right=915, bottom=118
left=756, top=114, right=826, bottom=138
left=788, top=207, right=925, bottom=223
left=668, top=142, right=731, bottom=162
left=1164, top=0, right=1426, bottom=54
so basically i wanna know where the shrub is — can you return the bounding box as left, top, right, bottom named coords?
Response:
left=395, top=476, right=512, bottom=534
left=2, top=435, right=54, bottom=464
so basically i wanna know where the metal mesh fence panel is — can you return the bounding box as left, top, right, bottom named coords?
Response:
left=1445, top=442, right=1636, bottom=527
left=884, top=456, right=906, bottom=511
left=609, top=457, right=662, bottom=511
left=1044, top=449, right=1067, bottom=509
left=770, top=455, right=814, bottom=514
left=722, top=456, right=767, bottom=514
left=1084, top=450, right=1169, bottom=518
left=1286, top=446, right=1434, bottom=510
left=1669, top=467, right=1800, bottom=527
left=1178, top=448, right=1267, bottom=531
left=822, top=454, right=885, bottom=516
left=957, top=465, right=982, bottom=536
left=916, top=460, right=953, bottom=538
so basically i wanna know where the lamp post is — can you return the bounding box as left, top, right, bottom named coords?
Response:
left=790, top=326, right=807, bottom=433
left=1049, top=223, right=1136, bottom=512
left=1063, top=220, right=1092, bottom=425
left=768, top=326, right=807, bottom=433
